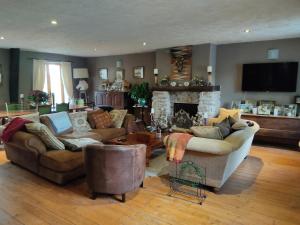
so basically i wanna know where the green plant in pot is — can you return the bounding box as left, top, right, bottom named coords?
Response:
left=129, top=82, right=151, bottom=107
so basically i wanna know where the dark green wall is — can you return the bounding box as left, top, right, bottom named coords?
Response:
left=0, top=49, right=10, bottom=109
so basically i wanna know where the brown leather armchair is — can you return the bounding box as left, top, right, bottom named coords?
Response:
left=84, top=144, right=146, bottom=202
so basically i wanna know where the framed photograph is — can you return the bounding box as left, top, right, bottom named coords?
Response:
left=295, top=96, right=300, bottom=104
left=258, top=105, right=272, bottom=115
left=99, top=68, right=108, bottom=80
left=116, top=70, right=124, bottom=82
left=133, top=66, right=144, bottom=79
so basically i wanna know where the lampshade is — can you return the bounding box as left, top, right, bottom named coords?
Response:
left=73, top=68, right=89, bottom=79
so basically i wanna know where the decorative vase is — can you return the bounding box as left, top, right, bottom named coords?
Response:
left=138, top=98, right=146, bottom=107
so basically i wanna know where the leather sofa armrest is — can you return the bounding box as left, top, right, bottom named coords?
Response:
left=10, top=131, right=47, bottom=154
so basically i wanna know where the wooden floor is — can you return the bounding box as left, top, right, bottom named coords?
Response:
left=0, top=146, right=300, bottom=225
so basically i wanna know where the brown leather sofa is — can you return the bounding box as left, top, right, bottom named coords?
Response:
left=84, top=144, right=146, bottom=202
left=4, top=113, right=138, bottom=185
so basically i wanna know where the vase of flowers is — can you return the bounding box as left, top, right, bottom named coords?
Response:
left=28, top=90, right=49, bottom=108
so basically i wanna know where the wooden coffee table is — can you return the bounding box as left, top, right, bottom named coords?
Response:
left=106, top=132, right=166, bottom=166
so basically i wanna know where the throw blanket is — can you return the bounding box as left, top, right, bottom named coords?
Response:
left=1, top=118, right=32, bottom=143
left=165, top=133, right=193, bottom=162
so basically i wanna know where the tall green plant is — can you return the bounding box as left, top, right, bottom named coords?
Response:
left=129, top=82, right=151, bottom=102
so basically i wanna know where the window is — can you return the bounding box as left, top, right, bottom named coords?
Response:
left=43, top=63, right=69, bottom=104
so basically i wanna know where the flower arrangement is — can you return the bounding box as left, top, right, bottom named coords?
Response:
left=28, top=90, right=49, bottom=107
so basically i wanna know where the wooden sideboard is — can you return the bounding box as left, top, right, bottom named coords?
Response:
left=242, top=113, right=300, bottom=148
left=94, top=91, right=129, bottom=109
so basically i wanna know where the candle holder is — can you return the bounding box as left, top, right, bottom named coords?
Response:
left=154, top=68, right=159, bottom=86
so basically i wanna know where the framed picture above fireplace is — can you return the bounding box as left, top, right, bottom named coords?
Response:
left=170, top=46, right=192, bottom=81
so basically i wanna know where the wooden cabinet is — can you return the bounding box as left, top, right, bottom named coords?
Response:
left=242, top=113, right=300, bottom=148
left=94, top=91, right=128, bottom=109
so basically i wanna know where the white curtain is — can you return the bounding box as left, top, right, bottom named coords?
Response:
left=33, top=60, right=47, bottom=90
left=60, top=62, right=73, bottom=102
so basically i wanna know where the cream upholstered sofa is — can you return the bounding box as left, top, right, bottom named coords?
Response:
left=168, top=120, right=259, bottom=190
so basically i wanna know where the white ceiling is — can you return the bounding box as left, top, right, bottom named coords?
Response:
left=0, top=0, right=300, bottom=57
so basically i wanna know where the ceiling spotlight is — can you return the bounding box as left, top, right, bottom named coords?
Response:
left=94, top=48, right=97, bottom=51
left=51, top=20, right=58, bottom=25
left=143, top=42, right=147, bottom=46
left=0, top=36, right=4, bottom=40
left=244, top=29, right=250, bottom=33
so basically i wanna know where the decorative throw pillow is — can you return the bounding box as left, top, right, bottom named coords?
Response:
left=214, top=118, right=231, bottom=138
left=16, top=112, right=40, bottom=123
left=228, top=116, right=238, bottom=126
left=25, top=123, right=65, bottom=150
left=191, top=126, right=223, bottom=140
left=109, top=109, right=128, bottom=128
left=87, top=109, right=104, bottom=129
left=59, top=138, right=102, bottom=151
left=219, top=108, right=241, bottom=121
left=92, top=111, right=113, bottom=129
left=69, top=111, right=92, bottom=132
left=231, top=120, right=248, bottom=130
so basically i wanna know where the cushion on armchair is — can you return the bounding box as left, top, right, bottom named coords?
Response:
left=191, top=126, right=223, bottom=140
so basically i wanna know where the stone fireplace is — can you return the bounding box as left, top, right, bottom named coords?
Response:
left=151, top=88, right=221, bottom=123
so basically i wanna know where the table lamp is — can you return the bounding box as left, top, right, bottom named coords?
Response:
left=73, top=68, right=89, bottom=103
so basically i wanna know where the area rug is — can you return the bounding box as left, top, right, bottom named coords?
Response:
left=145, top=148, right=169, bottom=177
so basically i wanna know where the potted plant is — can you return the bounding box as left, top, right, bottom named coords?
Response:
left=28, top=90, right=49, bottom=108
left=129, top=82, right=151, bottom=106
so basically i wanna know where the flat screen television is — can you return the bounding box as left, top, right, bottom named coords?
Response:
left=242, top=62, right=298, bottom=92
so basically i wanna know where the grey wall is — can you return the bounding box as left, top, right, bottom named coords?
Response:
left=216, top=38, right=300, bottom=107
left=87, top=52, right=155, bottom=99
left=19, top=51, right=87, bottom=99
left=0, top=48, right=9, bottom=108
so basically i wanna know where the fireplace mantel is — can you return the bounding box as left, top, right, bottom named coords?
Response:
left=152, top=85, right=220, bottom=92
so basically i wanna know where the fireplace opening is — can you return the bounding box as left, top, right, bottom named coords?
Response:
left=174, top=103, right=198, bottom=117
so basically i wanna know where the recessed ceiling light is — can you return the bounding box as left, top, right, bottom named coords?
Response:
left=0, top=36, right=4, bottom=40
left=51, top=20, right=57, bottom=25
left=244, top=29, right=250, bottom=33
left=143, top=42, right=147, bottom=46
left=94, top=48, right=97, bottom=51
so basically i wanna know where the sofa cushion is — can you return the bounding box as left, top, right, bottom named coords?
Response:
left=109, top=109, right=128, bottom=128
left=59, top=138, right=102, bottom=151
left=46, top=112, right=73, bottom=135
left=186, top=137, right=233, bottom=155
left=25, top=123, right=65, bottom=150
left=69, top=111, right=92, bottom=133
left=58, top=131, right=102, bottom=141
left=219, top=108, right=241, bottom=121
left=92, top=111, right=113, bottom=129
left=208, top=108, right=241, bottom=126
left=214, top=118, right=231, bottom=138
left=87, top=109, right=104, bottom=129
left=92, top=128, right=126, bottom=142
left=39, top=150, right=83, bottom=172
left=191, top=126, right=223, bottom=140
